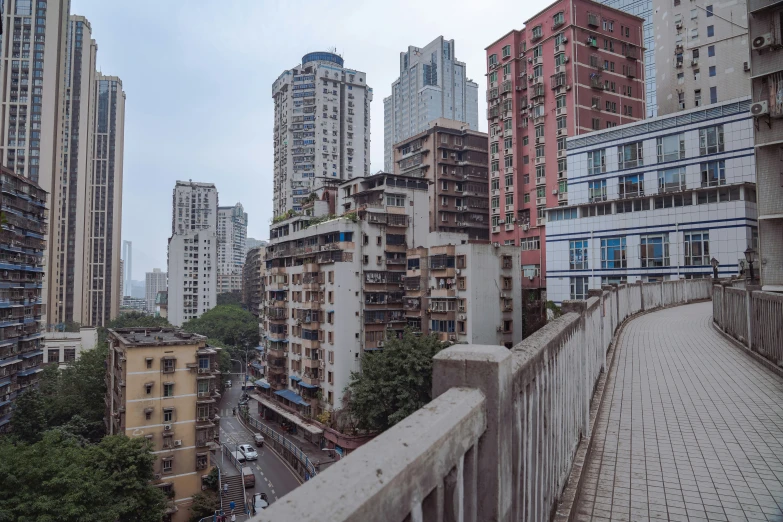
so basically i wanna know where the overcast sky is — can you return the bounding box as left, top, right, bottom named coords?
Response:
left=70, top=0, right=547, bottom=280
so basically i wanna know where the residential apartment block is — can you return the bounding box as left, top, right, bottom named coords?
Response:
left=0, top=168, right=48, bottom=432
left=167, top=181, right=218, bottom=326
left=485, top=0, right=645, bottom=329
left=654, top=0, right=749, bottom=115
left=595, top=0, right=657, bottom=116
left=123, top=240, right=132, bottom=296
left=242, top=245, right=265, bottom=320
left=383, top=37, right=479, bottom=171
left=105, top=328, right=220, bottom=521
left=146, top=269, right=167, bottom=315
left=546, top=99, right=757, bottom=302
left=260, top=172, right=521, bottom=450
left=747, top=0, right=783, bottom=291
left=217, top=203, right=247, bottom=294
left=392, top=118, right=490, bottom=241
left=272, top=52, right=372, bottom=216
left=42, top=327, right=97, bottom=368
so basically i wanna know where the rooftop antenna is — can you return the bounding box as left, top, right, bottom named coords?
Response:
left=327, top=46, right=341, bottom=57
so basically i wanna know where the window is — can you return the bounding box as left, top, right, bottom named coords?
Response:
left=658, top=167, right=686, bottom=192
left=164, top=383, right=174, bottom=397
left=603, top=19, right=614, bottom=31
left=657, top=133, right=685, bottom=162
left=677, top=72, right=685, bottom=85
left=489, top=54, right=498, bottom=67
left=503, top=63, right=511, bottom=76
left=536, top=145, right=544, bottom=158
left=708, top=45, right=715, bottom=57
left=63, top=349, right=76, bottom=363
left=556, top=95, right=567, bottom=109
left=695, top=89, right=702, bottom=107
left=684, top=231, right=710, bottom=265
left=619, top=174, right=643, bottom=198
left=691, top=28, right=698, bottom=39
left=47, top=349, right=59, bottom=363
left=617, top=142, right=643, bottom=169
left=504, top=137, right=512, bottom=149
left=709, top=66, right=716, bottom=77
left=570, top=277, right=589, bottom=300
left=502, top=45, right=511, bottom=58
left=163, top=359, right=175, bottom=373
left=555, top=53, right=567, bottom=66
left=569, top=240, right=588, bottom=269
left=587, top=149, right=606, bottom=175
left=678, top=91, right=685, bottom=110
left=164, top=409, right=173, bottom=423
left=641, top=235, right=670, bottom=267
left=162, top=458, right=173, bottom=473
left=489, top=71, right=498, bottom=83
left=533, top=65, right=543, bottom=78
left=556, top=116, right=567, bottom=130
left=555, top=32, right=566, bottom=46
left=602, top=276, right=627, bottom=285
left=554, top=11, right=565, bottom=25
left=557, top=137, right=566, bottom=151
left=701, top=160, right=725, bottom=186
left=589, top=180, right=607, bottom=201
left=592, top=118, right=601, bottom=130
left=710, top=86, right=717, bottom=104
left=699, top=125, right=724, bottom=155
left=691, top=8, right=698, bottom=18
left=524, top=193, right=530, bottom=203
left=601, top=237, right=627, bottom=268
left=706, top=4, right=713, bottom=15
left=707, top=25, right=714, bottom=37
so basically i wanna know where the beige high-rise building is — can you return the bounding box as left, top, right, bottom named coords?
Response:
left=0, top=0, right=71, bottom=327
left=84, top=74, right=125, bottom=326
left=105, top=328, right=220, bottom=521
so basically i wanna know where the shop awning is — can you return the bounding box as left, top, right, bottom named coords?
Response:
left=274, top=388, right=308, bottom=406
left=254, top=380, right=271, bottom=389
left=297, top=381, right=319, bottom=389
left=251, top=393, right=323, bottom=436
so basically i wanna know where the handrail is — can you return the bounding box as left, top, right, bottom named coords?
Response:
left=240, top=409, right=317, bottom=477
left=221, top=443, right=249, bottom=515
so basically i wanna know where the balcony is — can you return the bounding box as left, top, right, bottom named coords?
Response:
left=301, top=338, right=320, bottom=350
left=590, top=77, right=604, bottom=90
left=301, top=373, right=321, bottom=387
left=536, top=197, right=547, bottom=206
left=624, top=45, right=639, bottom=60
left=303, top=357, right=321, bottom=369
left=587, top=12, right=599, bottom=26
left=431, top=288, right=456, bottom=298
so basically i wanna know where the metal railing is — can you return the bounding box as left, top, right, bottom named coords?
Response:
left=240, top=410, right=318, bottom=478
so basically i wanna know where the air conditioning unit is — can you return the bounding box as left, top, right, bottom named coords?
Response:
left=563, top=56, right=570, bottom=63
left=493, top=242, right=500, bottom=248
left=153, top=474, right=161, bottom=481
left=516, top=86, right=523, bottom=91
left=496, top=326, right=503, bottom=332
left=744, top=62, right=751, bottom=72
left=456, top=269, right=461, bottom=275
left=459, top=314, right=466, bottom=320
left=751, top=101, right=769, bottom=117
left=753, top=33, right=774, bottom=51
left=163, top=424, right=172, bottom=431
left=498, top=219, right=505, bottom=224
left=529, top=275, right=535, bottom=281
left=562, top=37, right=568, bottom=43
left=174, top=440, right=182, bottom=447
left=566, top=85, right=571, bottom=91
left=591, top=103, right=599, bottom=109
left=523, top=224, right=530, bottom=231
left=377, top=341, right=384, bottom=347
left=553, top=189, right=558, bottom=195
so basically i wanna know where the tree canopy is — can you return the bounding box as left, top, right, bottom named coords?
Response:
left=182, top=305, right=259, bottom=348
left=0, top=431, right=166, bottom=522
left=216, top=291, right=243, bottom=307
left=347, top=330, right=445, bottom=433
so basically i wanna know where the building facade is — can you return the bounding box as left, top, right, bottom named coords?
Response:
left=0, top=168, right=48, bottom=432
left=392, top=118, right=490, bottom=240
left=245, top=237, right=267, bottom=255
left=105, top=328, right=220, bottom=521
left=654, top=0, right=749, bottom=115
left=49, top=15, right=97, bottom=327
left=272, top=52, right=372, bottom=216
left=43, top=327, right=98, bottom=368
left=595, top=0, right=656, bottom=117
left=383, top=37, right=480, bottom=171
left=217, top=203, right=248, bottom=294
left=167, top=181, right=218, bottom=326
left=747, top=0, right=783, bottom=291
left=242, top=245, right=265, bottom=320
left=485, top=0, right=645, bottom=331
left=146, top=269, right=167, bottom=315
left=122, top=240, right=132, bottom=297
left=84, top=74, right=125, bottom=326
left=546, top=98, right=756, bottom=302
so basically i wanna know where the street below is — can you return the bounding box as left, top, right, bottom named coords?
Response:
left=218, top=373, right=302, bottom=505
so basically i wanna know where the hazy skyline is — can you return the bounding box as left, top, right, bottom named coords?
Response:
left=70, top=0, right=550, bottom=279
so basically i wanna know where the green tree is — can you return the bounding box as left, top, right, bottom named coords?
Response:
left=9, top=387, right=48, bottom=444
left=188, top=491, right=219, bottom=522
left=347, top=330, right=445, bottom=433
left=217, top=291, right=243, bottom=307
left=0, top=432, right=166, bottom=522
left=182, top=305, right=259, bottom=348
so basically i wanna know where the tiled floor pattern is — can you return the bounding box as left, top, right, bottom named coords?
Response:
left=575, top=302, right=783, bottom=522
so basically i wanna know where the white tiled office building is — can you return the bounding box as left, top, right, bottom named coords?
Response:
left=546, top=98, right=757, bottom=303
left=217, top=203, right=248, bottom=294
left=272, top=52, right=372, bottom=216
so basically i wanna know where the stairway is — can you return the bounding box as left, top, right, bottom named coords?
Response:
left=221, top=474, right=246, bottom=516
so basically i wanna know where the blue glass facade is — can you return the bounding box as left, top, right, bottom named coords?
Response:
left=301, top=52, right=344, bottom=67
left=596, top=0, right=656, bottom=117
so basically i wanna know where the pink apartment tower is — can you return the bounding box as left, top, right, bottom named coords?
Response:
left=486, top=0, right=645, bottom=332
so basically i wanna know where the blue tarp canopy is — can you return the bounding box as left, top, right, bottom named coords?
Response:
left=17, top=367, right=42, bottom=377
left=254, top=346, right=265, bottom=352
left=21, top=350, right=42, bottom=359
left=274, top=389, right=308, bottom=406
left=297, top=381, right=319, bottom=389
left=251, top=361, right=263, bottom=370
left=289, top=375, right=301, bottom=382
left=0, top=377, right=11, bottom=387
left=254, top=380, right=271, bottom=389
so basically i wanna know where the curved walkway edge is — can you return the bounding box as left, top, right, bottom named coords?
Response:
left=573, top=301, right=783, bottom=522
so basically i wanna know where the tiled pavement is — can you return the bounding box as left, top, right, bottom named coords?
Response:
left=575, top=302, right=783, bottom=522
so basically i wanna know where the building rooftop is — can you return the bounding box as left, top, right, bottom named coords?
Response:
left=108, top=327, right=207, bottom=347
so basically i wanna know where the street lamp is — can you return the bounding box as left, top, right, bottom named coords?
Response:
left=744, top=248, right=756, bottom=281
left=710, top=257, right=720, bottom=280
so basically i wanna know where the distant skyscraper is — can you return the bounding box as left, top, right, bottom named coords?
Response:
left=167, top=181, right=218, bottom=326
left=272, top=52, right=372, bottom=216
left=245, top=237, right=267, bottom=255
left=84, top=74, right=125, bottom=326
left=383, top=36, right=479, bottom=171
left=217, top=203, right=248, bottom=294
left=595, top=0, right=656, bottom=117
left=145, top=269, right=167, bottom=314
left=122, top=240, right=132, bottom=297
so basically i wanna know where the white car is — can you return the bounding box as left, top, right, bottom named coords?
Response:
left=226, top=380, right=232, bottom=388
left=239, top=444, right=258, bottom=461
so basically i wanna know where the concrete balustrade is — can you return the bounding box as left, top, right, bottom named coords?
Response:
left=713, top=282, right=783, bottom=368
left=250, top=279, right=712, bottom=522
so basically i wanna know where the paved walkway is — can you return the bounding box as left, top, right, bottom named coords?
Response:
left=576, top=302, right=783, bottom=522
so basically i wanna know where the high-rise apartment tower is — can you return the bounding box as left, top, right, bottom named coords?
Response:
left=217, top=203, right=248, bottom=294
left=383, top=37, right=480, bottom=171
left=272, top=52, right=372, bottom=216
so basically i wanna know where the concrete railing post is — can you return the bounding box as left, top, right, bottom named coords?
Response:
left=432, top=345, right=514, bottom=522
left=561, top=300, right=590, bottom=435
left=637, top=280, right=645, bottom=311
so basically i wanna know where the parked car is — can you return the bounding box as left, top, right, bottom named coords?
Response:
left=226, top=380, right=232, bottom=388
left=253, top=433, right=265, bottom=448
left=242, top=466, right=255, bottom=488
left=238, top=396, right=249, bottom=407
left=250, top=492, right=269, bottom=513
left=239, top=444, right=258, bottom=461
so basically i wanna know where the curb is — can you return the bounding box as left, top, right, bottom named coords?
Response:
left=711, top=321, right=783, bottom=379
left=554, top=298, right=711, bottom=522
